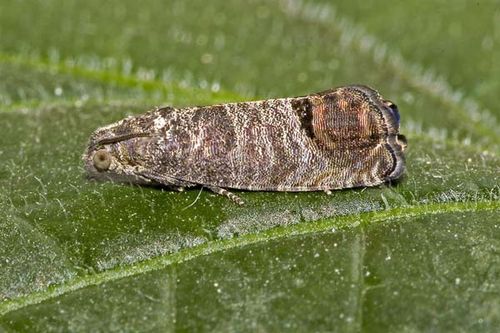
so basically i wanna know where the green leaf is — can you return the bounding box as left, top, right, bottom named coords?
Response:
left=1, top=0, right=499, bottom=331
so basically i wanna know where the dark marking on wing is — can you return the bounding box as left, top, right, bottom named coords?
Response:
left=291, top=98, right=315, bottom=140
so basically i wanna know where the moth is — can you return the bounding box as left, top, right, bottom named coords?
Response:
left=83, top=85, right=407, bottom=204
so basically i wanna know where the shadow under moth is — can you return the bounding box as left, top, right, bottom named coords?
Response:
left=83, top=85, right=407, bottom=204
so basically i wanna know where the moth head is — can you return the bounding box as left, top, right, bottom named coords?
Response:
left=83, top=143, right=131, bottom=184
left=83, top=143, right=115, bottom=179
left=83, top=118, right=154, bottom=184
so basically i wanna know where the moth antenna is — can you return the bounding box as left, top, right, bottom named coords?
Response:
left=95, top=132, right=151, bottom=146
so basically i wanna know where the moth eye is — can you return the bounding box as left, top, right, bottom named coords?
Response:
left=93, top=149, right=112, bottom=171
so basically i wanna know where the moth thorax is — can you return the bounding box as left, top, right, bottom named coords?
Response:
left=117, top=137, right=153, bottom=165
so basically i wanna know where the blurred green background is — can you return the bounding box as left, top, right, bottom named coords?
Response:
left=0, top=0, right=499, bottom=331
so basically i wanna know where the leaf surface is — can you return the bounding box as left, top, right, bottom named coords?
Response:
left=0, top=0, right=498, bottom=331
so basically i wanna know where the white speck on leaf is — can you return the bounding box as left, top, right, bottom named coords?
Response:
left=54, top=86, right=63, bottom=96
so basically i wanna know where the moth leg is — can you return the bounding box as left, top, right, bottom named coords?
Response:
left=205, top=185, right=244, bottom=205
left=324, top=189, right=333, bottom=195
left=137, top=170, right=194, bottom=188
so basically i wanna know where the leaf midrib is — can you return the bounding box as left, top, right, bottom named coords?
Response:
left=1, top=200, right=498, bottom=317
